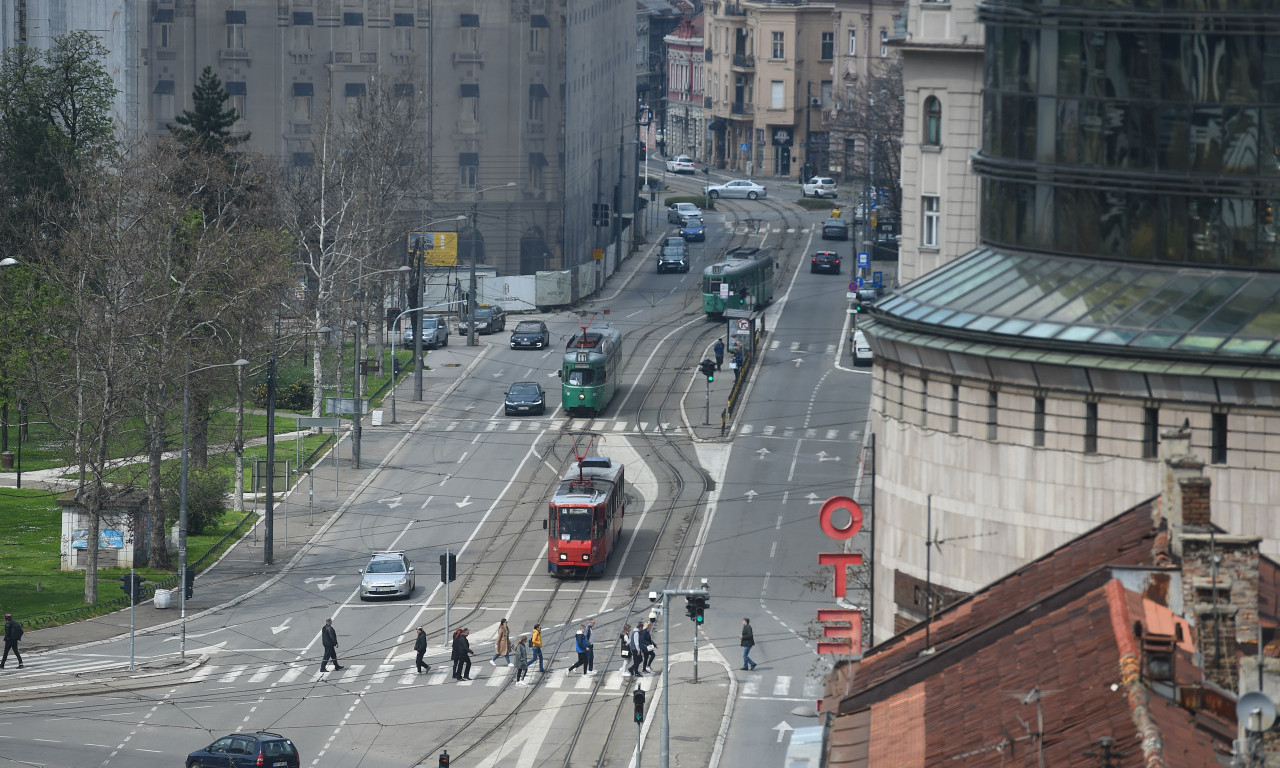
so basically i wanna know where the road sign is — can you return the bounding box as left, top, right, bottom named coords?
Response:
left=593, top=248, right=604, bottom=260
left=736, top=319, right=750, bottom=331
left=873, top=270, right=883, bottom=287
left=849, top=281, right=858, bottom=293
left=857, top=252, right=870, bottom=269
left=740, top=142, right=750, bottom=152
left=855, top=276, right=864, bottom=288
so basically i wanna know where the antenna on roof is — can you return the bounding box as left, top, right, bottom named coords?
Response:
left=923, top=495, right=996, bottom=650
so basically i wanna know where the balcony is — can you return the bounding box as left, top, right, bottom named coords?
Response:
left=453, top=50, right=485, bottom=66
left=731, top=102, right=753, bottom=116
left=723, top=3, right=747, bottom=16
left=218, top=48, right=250, bottom=63
left=732, top=53, right=755, bottom=69
left=526, top=120, right=546, bottom=136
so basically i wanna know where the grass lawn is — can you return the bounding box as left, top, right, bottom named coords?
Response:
left=0, top=489, right=261, bottom=630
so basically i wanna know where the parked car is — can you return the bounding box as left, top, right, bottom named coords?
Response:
left=821, top=216, right=851, bottom=240
left=510, top=320, right=550, bottom=349
left=810, top=251, right=842, bottom=274
left=703, top=179, right=767, bottom=200
left=679, top=216, right=706, bottom=242
left=402, top=315, right=449, bottom=349
left=359, top=551, right=415, bottom=600
left=187, top=731, right=300, bottom=768
left=802, top=177, right=838, bottom=198
left=504, top=381, right=547, bottom=416
left=851, top=330, right=873, bottom=366
left=457, top=304, right=506, bottom=335
left=666, top=155, right=696, bottom=173
left=657, top=242, right=690, bottom=273
left=667, top=202, right=702, bottom=225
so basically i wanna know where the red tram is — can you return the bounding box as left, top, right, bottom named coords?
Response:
left=546, top=455, right=626, bottom=576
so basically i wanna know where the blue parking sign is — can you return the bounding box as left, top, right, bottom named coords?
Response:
left=857, top=252, right=870, bottom=269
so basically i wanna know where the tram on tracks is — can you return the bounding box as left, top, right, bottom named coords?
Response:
left=702, top=246, right=776, bottom=317
left=546, top=448, right=626, bottom=577
left=560, top=324, right=624, bottom=417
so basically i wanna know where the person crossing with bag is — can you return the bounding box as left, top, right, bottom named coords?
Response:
left=628, top=623, right=645, bottom=677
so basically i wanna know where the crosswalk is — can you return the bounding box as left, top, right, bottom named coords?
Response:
left=445, top=416, right=860, bottom=443
left=181, top=662, right=821, bottom=700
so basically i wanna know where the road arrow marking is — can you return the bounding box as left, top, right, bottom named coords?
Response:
left=163, top=631, right=224, bottom=643
left=756, top=447, right=770, bottom=459
left=305, top=575, right=335, bottom=591
left=793, top=357, right=804, bottom=367
left=774, top=720, right=794, bottom=743
left=815, top=451, right=840, bottom=462
left=456, top=495, right=473, bottom=508
left=806, top=493, right=821, bottom=505
left=745, top=490, right=759, bottom=503
left=378, top=495, right=404, bottom=509
left=271, top=617, right=292, bottom=635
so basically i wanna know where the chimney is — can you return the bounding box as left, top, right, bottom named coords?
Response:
left=1180, top=476, right=1212, bottom=529
left=1156, top=421, right=1193, bottom=532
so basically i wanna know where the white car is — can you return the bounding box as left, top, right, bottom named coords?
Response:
left=704, top=179, right=767, bottom=200
left=359, top=551, right=415, bottom=600
left=852, top=330, right=873, bottom=366
left=666, top=155, right=696, bottom=173
left=667, top=202, right=702, bottom=224
left=802, top=177, right=838, bottom=198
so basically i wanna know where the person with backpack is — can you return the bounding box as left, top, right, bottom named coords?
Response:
left=566, top=626, right=589, bottom=675
left=1, top=613, right=22, bottom=669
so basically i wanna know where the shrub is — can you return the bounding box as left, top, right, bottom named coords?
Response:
left=164, top=467, right=233, bottom=536
left=251, top=378, right=313, bottom=411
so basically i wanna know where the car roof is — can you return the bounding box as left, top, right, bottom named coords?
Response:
left=510, top=380, right=542, bottom=389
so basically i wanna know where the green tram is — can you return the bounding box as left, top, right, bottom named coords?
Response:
left=702, top=246, right=776, bottom=317
left=560, top=326, right=625, bottom=416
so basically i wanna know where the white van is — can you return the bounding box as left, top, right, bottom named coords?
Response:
left=852, top=330, right=873, bottom=366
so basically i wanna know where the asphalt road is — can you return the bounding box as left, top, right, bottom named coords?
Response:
left=0, top=178, right=875, bottom=768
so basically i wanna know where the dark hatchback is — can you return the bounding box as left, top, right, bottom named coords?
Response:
left=811, top=251, right=842, bottom=274
left=505, top=381, right=547, bottom=416
left=187, top=731, right=300, bottom=768
left=657, top=244, right=690, bottom=273
left=821, top=217, right=850, bottom=240
left=680, top=216, right=706, bottom=242
left=510, top=320, right=551, bottom=349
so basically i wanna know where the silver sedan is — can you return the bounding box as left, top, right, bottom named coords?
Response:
left=703, top=179, right=767, bottom=200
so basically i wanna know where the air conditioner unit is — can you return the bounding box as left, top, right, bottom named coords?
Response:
left=810, top=97, right=822, bottom=107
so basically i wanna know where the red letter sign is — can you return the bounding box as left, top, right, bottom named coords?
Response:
left=817, top=609, right=863, bottom=655
left=818, top=496, right=863, bottom=540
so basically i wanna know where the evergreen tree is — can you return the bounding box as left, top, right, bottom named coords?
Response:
left=169, top=66, right=249, bottom=154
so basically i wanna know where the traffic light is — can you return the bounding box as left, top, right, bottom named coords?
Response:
left=633, top=686, right=646, bottom=723
left=183, top=569, right=195, bottom=599
left=699, top=359, right=716, bottom=383
left=694, top=595, right=709, bottom=624
left=439, top=750, right=450, bottom=767
left=440, top=553, right=457, bottom=583
left=120, top=573, right=145, bottom=605
left=685, top=595, right=697, bottom=620
left=591, top=203, right=611, bottom=227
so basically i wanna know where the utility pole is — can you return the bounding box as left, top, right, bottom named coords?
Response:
left=467, top=204, right=478, bottom=347
left=412, top=239, right=425, bottom=401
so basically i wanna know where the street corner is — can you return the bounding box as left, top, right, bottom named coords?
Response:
left=0, top=652, right=208, bottom=702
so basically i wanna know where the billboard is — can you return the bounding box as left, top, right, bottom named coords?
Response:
left=408, top=232, right=460, bottom=267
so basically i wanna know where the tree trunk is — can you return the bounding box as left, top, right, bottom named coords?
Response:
left=145, top=387, right=171, bottom=570
left=191, top=387, right=210, bottom=469
left=234, top=337, right=246, bottom=513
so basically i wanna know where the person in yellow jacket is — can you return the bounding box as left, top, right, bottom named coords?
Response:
left=529, top=623, right=544, bottom=672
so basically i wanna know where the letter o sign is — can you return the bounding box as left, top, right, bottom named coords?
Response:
left=819, top=496, right=863, bottom=540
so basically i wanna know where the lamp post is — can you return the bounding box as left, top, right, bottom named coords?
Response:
left=463, top=182, right=516, bottom=347
left=389, top=300, right=465, bottom=422
left=410, top=215, right=468, bottom=402
left=0, top=257, right=19, bottom=486
left=180, top=356, right=248, bottom=659
left=351, top=265, right=410, bottom=470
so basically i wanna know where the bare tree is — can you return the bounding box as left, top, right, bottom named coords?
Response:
left=831, top=59, right=903, bottom=219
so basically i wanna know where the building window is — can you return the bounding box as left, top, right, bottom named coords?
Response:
left=848, top=28, right=857, bottom=56
left=394, top=14, right=414, bottom=50
left=987, top=390, right=998, bottom=441
left=225, top=81, right=246, bottom=122
left=393, top=83, right=414, bottom=106
left=460, top=83, right=479, bottom=121
left=530, top=15, right=548, bottom=54
left=821, top=32, right=834, bottom=60
left=153, top=79, right=175, bottom=120
left=771, top=31, right=784, bottom=60
left=226, top=10, right=246, bottom=50
left=154, top=9, right=173, bottom=50
left=529, top=152, right=547, bottom=192
left=529, top=84, right=547, bottom=121
left=292, top=152, right=313, bottom=168
left=344, top=13, right=363, bottom=51
left=924, top=95, right=941, bottom=146
left=922, top=196, right=940, bottom=247
left=1084, top=401, right=1098, bottom=453
left=292, top=12, right=313, bottom=51
left=459, top=152, right=478, bottom=188
left=344, top=82, right=365, bottom=116
left=1142, top=406, right=1159, bottom=459
left=880, top=28, right=888, bottom=57
left=1211, top=412, right=1227, bottom=464
left=770, top=80, right=784, bottom=109
left=461, top=14, right=479, bottom=51
left=898, top=373, right=906, bottom=420
left=950, top=384, right=959, bottom=434
left=1033, top=396, right=1046, bottom=447
left=293, top=82, right=313, bottom=121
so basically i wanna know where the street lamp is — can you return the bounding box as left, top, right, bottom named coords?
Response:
left=388, top=300, right=466, bottom=423
left=462, top=182, right=516, bottom=347
left=180, top=356, right=248, bottom=659
left=352, top=265, right=411, bottom=470
left=408, top=215, right=468, bottom=402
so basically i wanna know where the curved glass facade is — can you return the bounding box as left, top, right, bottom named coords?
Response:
left=976, top=2, right=1280, bottom=269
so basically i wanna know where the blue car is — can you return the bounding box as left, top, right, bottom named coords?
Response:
left=680, top=217, right=705, bottom=242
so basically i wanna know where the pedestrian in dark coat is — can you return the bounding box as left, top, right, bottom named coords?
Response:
left=514, top=635, right=530, bottom=685
left=320, top=618, right=342, bottom=672
left=713, top=339, right=725, bottom=370
left=566, top=626, right=589, bottom=675
left=732, top=349, right=745, bottom=380
left=740, top=618, right=757, bottom=670
left=639, top=622, right=656, bottom=673
left=453, top=628, right=473, bottom=680
left=414, top=627, right=430, bottom=674
left=1, top=613, right=22, bottom=669
left=584, top=619, right=597, bottom=674
left=628, top=624, right=644, bottom=676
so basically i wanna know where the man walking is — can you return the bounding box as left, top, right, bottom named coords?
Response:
left=584, top=619, right=597, bottom=675
left=414, top=627, right=430, bottom=674
left=639, top=621, right=656, bottom=673
left=453, top=628, right=473, bottom=680
left=320, top=618, right=343, bottom=672
left=732, top=349, right=745, bottom=381
left=530, top=623, right=545, bottom=672
left=713, top=338, right=725, bottom=370
left=566, top=626, right=589, bottom=675
left=740, top=618, right=757, bottom=671
left=1, top=613, right=23, bottom=669
left=628, top=623, right=644, bottom=676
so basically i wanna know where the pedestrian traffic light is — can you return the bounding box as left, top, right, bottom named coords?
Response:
left=440, top=553, right=457, bottom=583
left=633, top=686, right=646, bottom=723
left=183, top=568, right=195, bottom=600
left=699, top=359, right=716, bottom=382
left=120, top=574, right=145, bottom=605
left=439, top=749, right=449, bottom=767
